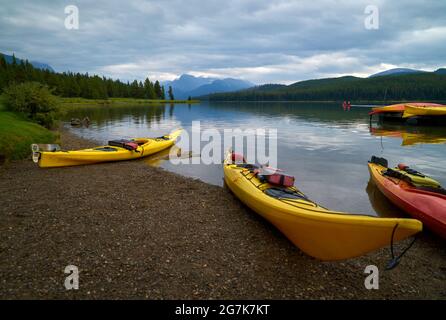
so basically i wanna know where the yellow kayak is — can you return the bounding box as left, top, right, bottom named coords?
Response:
left=403, top=105, right=446, bottom=118
left=370, top=102, right=442, bottom=115
left=32, top=129, right=182, bottom=168
left=223, top=151, right=422, bottom=260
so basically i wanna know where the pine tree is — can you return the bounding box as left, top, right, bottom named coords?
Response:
left=144, top=78, right=156, bottom=99
left=168, top=86, right=174, bottom=100
left=0, top=55, right=7, bottom=70
left=130, top=80, right=139, bottom=98
left=154, top=80, right=162, bottom=99
left=0, top=55, right=7, bottom=88
left=138, top=81, right=145, bottom=98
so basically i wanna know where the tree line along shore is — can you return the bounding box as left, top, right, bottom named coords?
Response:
left=0, top=53, right=179, bottom=100
left=204, top=72, right=446, bottom=102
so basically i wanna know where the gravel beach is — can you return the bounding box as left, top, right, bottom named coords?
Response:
left=0, top=129, right=445, bottom=299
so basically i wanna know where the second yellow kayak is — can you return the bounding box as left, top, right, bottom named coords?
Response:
left=403, top=105, right=446, bottom=118
left=223, top=151, right=422, bottom=260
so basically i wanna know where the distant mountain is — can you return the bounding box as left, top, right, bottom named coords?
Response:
left=206, top=72, right=446, bottom=102
left=188, top=78, right=254, bottom=97
left=369, top=68, right=426, bottom=78
left=163, top=74, right=215, bottom=93
left=163, top=74, right=253, bottom=99
left=1, top=52, right=54, bottom=72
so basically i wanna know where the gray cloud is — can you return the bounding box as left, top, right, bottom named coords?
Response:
left=0, top=0, right=445, bottom=84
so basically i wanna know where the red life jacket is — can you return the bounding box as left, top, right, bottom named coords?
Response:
left=261, top=166, right=295, bottom=187
left=231, top=152, right=246, bottom=163
left=108, top=139, right=139, bottom=151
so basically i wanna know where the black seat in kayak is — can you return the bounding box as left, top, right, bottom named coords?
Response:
left=383, top=168, right=410, bottom=181
left=370, top=155, right=388, bottom=168
left=265, top=187, right=308, bottom=200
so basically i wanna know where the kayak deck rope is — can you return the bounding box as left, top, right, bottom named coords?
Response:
left=386, top=223, right=418, bottom=270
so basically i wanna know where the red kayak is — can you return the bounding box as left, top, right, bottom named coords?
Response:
left=368, top=156, right=446, bottom=238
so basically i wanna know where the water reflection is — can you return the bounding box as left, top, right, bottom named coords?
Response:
left=143, top=146, right=194, bottom=167
left=365, top=180, right=406, bottom=218
left=65, top=104, right=166, bottom=126
left=370, top=123, right=446, bottom=146
left=64, top=104, right=181, bottom=142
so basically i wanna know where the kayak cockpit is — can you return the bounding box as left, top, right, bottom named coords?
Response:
left=133, top=138, right=150, bottom=145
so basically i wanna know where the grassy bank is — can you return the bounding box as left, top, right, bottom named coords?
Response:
left=59, top=97, right=200, bottom=108
left=0, top=102, right=57, bottom=161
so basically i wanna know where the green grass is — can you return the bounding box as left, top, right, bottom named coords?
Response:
left=0, top=102, right=57, bottom=160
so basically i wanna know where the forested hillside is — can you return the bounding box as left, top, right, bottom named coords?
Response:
left=205, top=73, right=446, bottom=102
left=0, top=54, right=165, bottom=99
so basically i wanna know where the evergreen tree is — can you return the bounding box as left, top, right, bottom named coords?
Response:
left=130, top=80, right=140, bottom=98
left=0, top=54, right=6, bottom=69
left=168, top=85, right=174, bottom=100
left=138, top=81, right=145, bottom=98
left=154, top=80, right=162, bottom=99
left=144, top=78, right=156, bottom=99
left=0, top=55, right=7, bottom=89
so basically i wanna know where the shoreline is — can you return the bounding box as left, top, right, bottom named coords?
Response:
left=0, top=128, right=445, bottom=299
left=59, top=97, right=200, bottom=109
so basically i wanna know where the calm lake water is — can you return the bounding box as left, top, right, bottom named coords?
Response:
left=65, top=102, right=446, bottom=217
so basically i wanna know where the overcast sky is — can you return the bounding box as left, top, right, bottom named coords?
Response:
left=1, top=0, right=445, bottom=84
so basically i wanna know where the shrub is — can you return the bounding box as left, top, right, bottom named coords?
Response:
left=3, top=82, right=59, bottom=128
